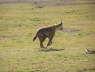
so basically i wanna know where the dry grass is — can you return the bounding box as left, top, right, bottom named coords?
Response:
left=0, top=3, right=95, bottom=72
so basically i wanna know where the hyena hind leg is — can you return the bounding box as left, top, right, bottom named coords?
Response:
left=39, top=37, right=46, bottom=48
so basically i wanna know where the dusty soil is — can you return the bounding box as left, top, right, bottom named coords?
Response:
left=0, top=0, right=95, bottom=7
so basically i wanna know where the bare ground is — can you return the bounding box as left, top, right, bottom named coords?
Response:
left=0, top=0, right=95, bottom=7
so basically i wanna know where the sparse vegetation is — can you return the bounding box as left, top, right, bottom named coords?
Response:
left=0, top=1, right=95, bottom=72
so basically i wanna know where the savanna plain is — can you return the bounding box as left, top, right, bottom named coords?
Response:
left=0, top=0, right=95, bottom=72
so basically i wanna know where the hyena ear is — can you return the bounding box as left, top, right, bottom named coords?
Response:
left=60, top=21, right=63, bottom=25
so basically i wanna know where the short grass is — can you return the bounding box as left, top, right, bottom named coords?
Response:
left=0, top=3, right=95, bottom=72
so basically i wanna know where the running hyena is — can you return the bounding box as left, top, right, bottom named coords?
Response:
left=33, top=21, right=64, bottom=48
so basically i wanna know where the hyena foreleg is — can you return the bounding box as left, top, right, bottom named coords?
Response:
left=47, top=35, right=54, bottom=47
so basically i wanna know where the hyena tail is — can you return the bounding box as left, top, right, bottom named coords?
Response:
left=33, top=32, right=38, bottom=41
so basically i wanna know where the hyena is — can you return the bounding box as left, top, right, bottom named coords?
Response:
left=33, top=21, right=63, bottom=48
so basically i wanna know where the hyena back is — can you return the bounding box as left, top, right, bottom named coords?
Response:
left=33, top=22, right=63, bottom=48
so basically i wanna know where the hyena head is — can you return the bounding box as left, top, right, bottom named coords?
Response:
left=55, top=21, right=63, bottom=31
